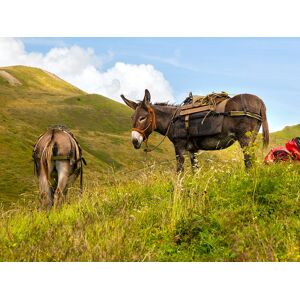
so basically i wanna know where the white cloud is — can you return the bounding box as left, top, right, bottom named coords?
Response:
left=0, top=38, right=174, bottom=103
left=95, top=62, right=174, bottom=102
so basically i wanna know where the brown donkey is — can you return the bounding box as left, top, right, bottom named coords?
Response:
left=121, top=89, right=269, bottom=172
left=33, top=126, right=86, bottom=210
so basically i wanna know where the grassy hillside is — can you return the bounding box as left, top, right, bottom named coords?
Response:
left=270, top=124, right=300, bottom=146
left=0, top=158, right=299, bottom=261
left=0, top=65, right=84, bottom=97
left=0, top=65, right=299, bottom=261
left=0, top=65, right=173, bottom=207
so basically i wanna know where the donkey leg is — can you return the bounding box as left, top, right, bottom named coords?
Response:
left=175, top=146, right=185, bottom=173
left=39, top=172, right=53, bottom=211
left=238, top=137, right=254, bottom=169
left=189, top=151, right=198, bottom=170
left=53, top=161, right=69, bottom=209
left=239, top=124, right=260, bottom=169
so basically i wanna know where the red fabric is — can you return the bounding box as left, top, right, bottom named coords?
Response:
left=285, top=139, right=300, bottom=160
left=264, top=137, right=300, bottom=163
left=264, top=146, right=292, bottom=163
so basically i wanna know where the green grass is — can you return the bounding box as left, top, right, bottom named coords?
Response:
left=1, top=65, right=300, bottom=261
left=270, top=124, right=300, bottom=146
left=0, top=156, right=299, bottom=262
left=0, top=65, right=84, bottom=96
left=0, top=65, right=173, bottom=206
left=1, top=65, right=299, bottom=207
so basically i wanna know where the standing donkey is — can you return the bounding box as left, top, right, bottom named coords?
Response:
left=121, top=89, right=269, bottom=172
left=33, top=125, right=86, bottom=210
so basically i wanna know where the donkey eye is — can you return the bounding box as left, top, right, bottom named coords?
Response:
left=139, top=116, right=146, bottom=122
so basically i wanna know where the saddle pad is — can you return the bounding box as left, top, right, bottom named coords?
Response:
left=173, top=111, right=225, bottom=139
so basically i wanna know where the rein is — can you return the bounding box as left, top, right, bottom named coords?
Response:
left=144, top=106, right=180, bottom=153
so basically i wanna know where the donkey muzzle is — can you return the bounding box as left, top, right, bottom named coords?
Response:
left=131, top=131, right=143, bottom=149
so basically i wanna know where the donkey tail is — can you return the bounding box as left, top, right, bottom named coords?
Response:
left=40, top=130, right=55, bottom=180
left=261, top=102, right=269, bottom=148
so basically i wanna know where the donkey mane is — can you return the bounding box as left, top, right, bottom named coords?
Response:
left=135, top=100, right=179, bottom=107
left=153, top=102, right=179, bottom=107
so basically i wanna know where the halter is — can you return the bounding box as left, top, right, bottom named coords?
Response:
left=132, top=106, right=156, bottom=140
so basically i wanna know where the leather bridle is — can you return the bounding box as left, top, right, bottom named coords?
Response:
left=132, top=106, right=156, bottom=141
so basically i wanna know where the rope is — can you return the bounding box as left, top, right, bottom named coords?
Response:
left=227, top=111, right=262, bottom=121
left=115, top=157, right=178, bottom=175
left=144, top=107, right=180, bottom=153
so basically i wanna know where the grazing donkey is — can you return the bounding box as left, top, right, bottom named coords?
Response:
left=32, top=125, right=86, bottom=210
left=121, top=89, right=269, bottom=172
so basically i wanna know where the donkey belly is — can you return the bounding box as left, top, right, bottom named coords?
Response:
left=191, top=133, right=237, bottom=151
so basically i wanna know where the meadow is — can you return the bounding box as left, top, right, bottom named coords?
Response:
left=0, top=66, right=172, bottom=207
left=0, top=149, right=299, bottom=261
left=0, top=65, right=299, bottom=261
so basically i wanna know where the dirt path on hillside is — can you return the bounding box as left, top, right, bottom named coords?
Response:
left=0, top=70, right=22, bottom=86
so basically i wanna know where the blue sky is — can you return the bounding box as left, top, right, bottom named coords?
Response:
left=14, top=38, right=300, bottom=131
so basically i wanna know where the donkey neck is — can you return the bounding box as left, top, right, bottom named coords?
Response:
left=152, top=104, right=178, bottom=136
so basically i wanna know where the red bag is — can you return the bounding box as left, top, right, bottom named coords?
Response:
left=264, top=146, right=292, bottom=163
left=285, top=137, right=300, bottom=161
left=264, top=137, right=300, bottom=163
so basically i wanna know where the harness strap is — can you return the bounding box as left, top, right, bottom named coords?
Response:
left=144, top=106, right=180, bottom=153
left=34, top=155, right=87, bottom=163
left=185, top=115, right=190, bottom=130
left=52, top=155, right=70, bottom=160
left=132, top=106, right=156, bottom=141
left=132, top=127, right=149, bottom=140
left=227, top=111, right=262, bottom=121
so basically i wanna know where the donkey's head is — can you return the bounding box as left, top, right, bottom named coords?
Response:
left=121, top=89, right=156, bottom=149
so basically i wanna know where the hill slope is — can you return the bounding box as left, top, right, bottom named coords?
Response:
left=0, top=66, right=299, bottom=261
left=1, top=65, right=300, bottom=208
left=270, top=124, right=300, bottom=146
left=0, top=66, right=173, bottom=207
left=0, top=65, right=85, bottom=97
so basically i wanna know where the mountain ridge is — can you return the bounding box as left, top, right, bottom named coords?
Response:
left=0, top=65, right=85, bottom=96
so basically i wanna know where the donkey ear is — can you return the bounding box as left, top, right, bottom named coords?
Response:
left=189, top=92, right=193, bottom=98
left=121, top=94, right=138, bottom=110
left=143, top=89, right=151, bottom=106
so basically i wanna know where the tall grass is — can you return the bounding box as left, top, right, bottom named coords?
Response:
left=0, top=154, right=299, bottom=262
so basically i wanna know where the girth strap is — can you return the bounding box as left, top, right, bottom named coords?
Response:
left=36, top=155, right=87, bottom=163
left=52, top=155, right=70, bottom=160
left=227, top=111, right=262, bottom=121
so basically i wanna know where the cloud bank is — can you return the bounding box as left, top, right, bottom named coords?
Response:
left=0, top=38, right=174, bottom=102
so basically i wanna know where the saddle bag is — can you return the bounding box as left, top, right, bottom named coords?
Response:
left=173, top=111, right=225, bottom=139
left=173, top=92, right=230, bottom=139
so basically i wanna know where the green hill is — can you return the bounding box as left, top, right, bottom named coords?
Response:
left=270, top=124, right=300, bottom=146
left=0, top=65, right=84, bottom=97
left=1, top=65, right=299, bottom=209
left=0, top=65, right=299, bottom=208
left=0, top=66, right=299, bottom=261
left=0, top=65, right=173, bottom=207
